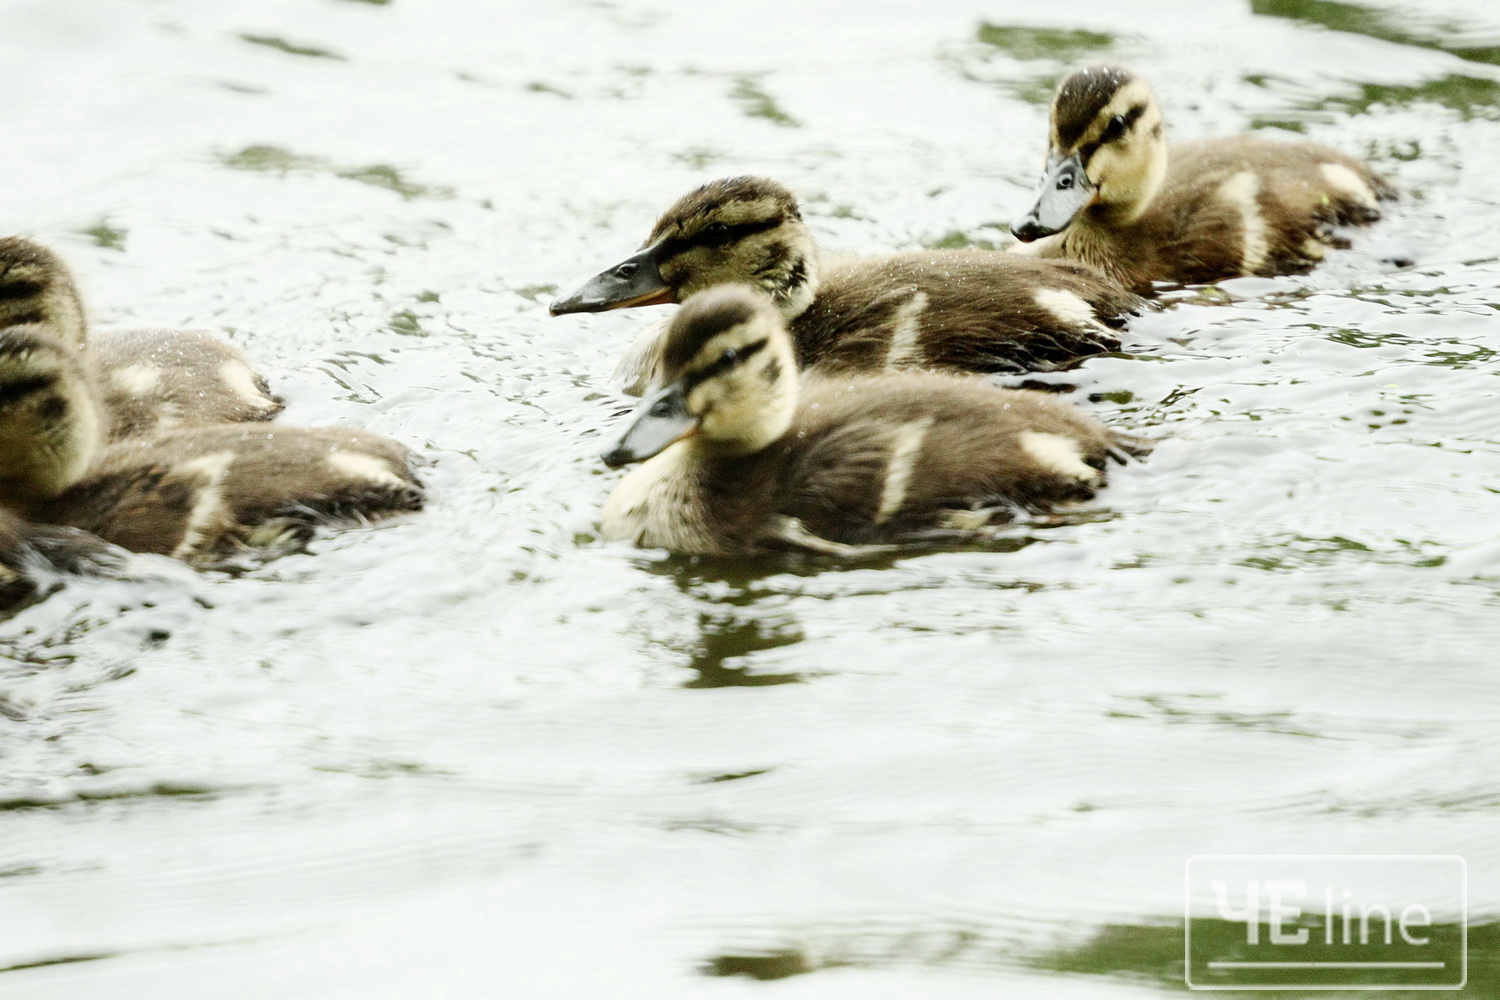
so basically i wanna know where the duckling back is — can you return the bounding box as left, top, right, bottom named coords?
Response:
left=90, top=328, right=284, bottom=440
left=1150, top=136, right=1394, bottom=283
left=797, top=251, right=1136, bottom=376
left=768, top=373, right=1131, bottom=545
left=46, top=424, right=424, bottom=566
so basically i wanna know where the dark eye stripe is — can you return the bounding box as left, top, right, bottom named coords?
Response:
left=1118, top=103, right=1147, bottom=133
left=1077, top=103, right=1148, bottom=166
left=682, top=337, right=768, bottom=395
left=0, top=374, right=57, bottom=407
left=656, top=216, right=782, bottom=260
left=0, top=279, right=45, bottom=301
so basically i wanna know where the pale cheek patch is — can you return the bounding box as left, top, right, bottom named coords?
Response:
left=1018, top=431, right=1099, bottom=483
left=218, top=360, right=278, bottom=410
left=874, top=416, right=934, bottom=524
left=327, top=451, right=406, bottom=489
left=1217, top=170, right=1268, bottom=275
left=1034, top=287, right=1107, bottom=332
left=883, top=291, right=929, bottom=371
left=1102, top=79, right=1155, bottom=122
left=1319, top=163, right=1377, bottom=208
left=111, top=364, right=162, bottom=396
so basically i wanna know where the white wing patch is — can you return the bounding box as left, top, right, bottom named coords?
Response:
left=169, top=450, right=236, bottom=560
left=1217, top=170, right=1268, bottom=275
left=218, top=360, right=278, bottom=409
left=1034, top=287, right=1107, bottom=333
left=882, top=291, right=929, bottom=371
left=111, top=364, right=162, bottom=396
left=874, top=416, right=934, bottom=524
left=1018, top=431, right=1099, bottom=483
left=154, top=401, right=184, bottom=432
left=1319, top=163, right=1377, bottom=208
left=327, top=451, right=406, bottom=488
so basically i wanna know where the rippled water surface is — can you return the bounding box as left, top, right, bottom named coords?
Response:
left=2, top=0, right=1499, bottom=996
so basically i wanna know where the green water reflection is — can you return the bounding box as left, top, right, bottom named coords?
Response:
left=1253, top=0, right=1500, bottom=66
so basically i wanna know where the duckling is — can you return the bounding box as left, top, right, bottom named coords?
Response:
left=0, top=323, right=105, bottom=511
left=1009, top=65, right=1395, bottom=295
left=45, top=424, right=424, bottom=567
left=599, top=285, right=1140, bottom=557
left=0, top=236, right=284, bottom=437
left=552, top=175, right=1141, bottom=392
left=0, top=273, right=423, bottom=569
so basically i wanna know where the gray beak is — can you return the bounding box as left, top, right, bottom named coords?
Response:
left=550, top=243, right=676, bottom=316
left=1010, top=152, right=1094, bottom=242
left=601, top=382, right=697, bottom=467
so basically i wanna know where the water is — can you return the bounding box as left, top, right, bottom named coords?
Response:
left=1, top=0, right=1498, bottom=996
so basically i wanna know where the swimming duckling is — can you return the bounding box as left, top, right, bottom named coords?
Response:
left=552, top=175, right=1141, bottom=392
left=0, top=299, right=422, bottom=569
left=45, top=424, right=424, bottom=566
left=0, top=236, right=284, bottom=437
left=0, top=323, right=105, bottom=511
left=599, top=285, right=1139, bottom=557
left=1009, top=66, right=1395, bottom=295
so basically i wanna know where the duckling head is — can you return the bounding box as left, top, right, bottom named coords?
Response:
left=552, top=176, right=819, bottom=322
left=0, top=324, right=104, bottom=509
left=1011, top=65, right=1168, bottom=241
left=601, top=285, right=798, bottom=467
left=0, top=238, right=87, bottom=348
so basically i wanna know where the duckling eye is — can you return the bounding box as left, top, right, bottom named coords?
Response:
left=700, top=222, right=732, bottom=246
left=1101, top=114, right=1128, bottom=142
left=720, top=347, right=738, bottom=365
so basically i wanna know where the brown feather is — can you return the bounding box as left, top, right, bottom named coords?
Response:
left=46, top=424, right=423, bottom=565
left=90, top=328, right=286, bottom=440
left=795, top=251, right=1135, bottom=375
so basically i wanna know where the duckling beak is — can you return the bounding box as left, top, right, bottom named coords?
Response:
left=601, top=382, right=698, bottom=467
left=550, top=244, right=677, bottom=316
left=1010, top=152, right=1094, bottom=242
